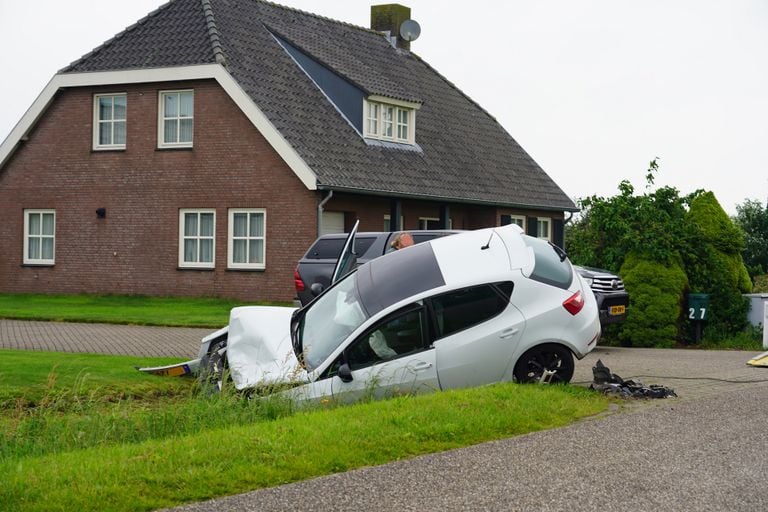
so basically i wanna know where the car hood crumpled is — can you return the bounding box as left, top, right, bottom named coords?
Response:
left=226, top=306, right=307, bottom=390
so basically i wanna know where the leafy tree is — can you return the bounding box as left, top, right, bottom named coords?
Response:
left=566, top=159, right=695, bottom=273
left=566, top=160, right=753, bottom=346
left=734, top=199, right=768, bottom=277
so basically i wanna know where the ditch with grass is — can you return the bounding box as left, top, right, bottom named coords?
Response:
left=0, top=349, right=610, bottom=512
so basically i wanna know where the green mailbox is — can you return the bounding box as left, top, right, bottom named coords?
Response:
left=688, top=293, right=710, bottom=322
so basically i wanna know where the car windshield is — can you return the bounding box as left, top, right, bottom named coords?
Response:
left=299, top=272, right=369, bottom=371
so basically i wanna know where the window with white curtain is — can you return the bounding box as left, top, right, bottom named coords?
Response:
left=537, top=218, right=552, bottom=241
left=24, top=210, right=55, bottom=265
left=93, top=93, right=126, bottom=149
left=159, top=90, right=194, bottom=148
left=363, top=99, right=415, bottom=144
left=179, top=209, right=215, bottom=268
left=228, top=209, right=266, bottom=269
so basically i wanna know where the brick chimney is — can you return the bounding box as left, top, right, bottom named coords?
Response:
left=371, top=4, right=412, bottom=50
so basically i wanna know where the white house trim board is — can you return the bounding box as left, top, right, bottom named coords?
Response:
left=366, top=95, right=422, bottom=110
left=0, top=64, right=317, bottom=191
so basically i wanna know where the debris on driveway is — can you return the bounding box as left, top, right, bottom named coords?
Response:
left=747, top=350, right=768, bottom=367
left=590, top=359, right=677, bottom=399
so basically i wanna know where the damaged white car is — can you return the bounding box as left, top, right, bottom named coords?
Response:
left=142, top=224, right=600, bottom=401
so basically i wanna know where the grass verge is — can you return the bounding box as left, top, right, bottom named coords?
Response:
left=0, top=350, right=609, bottom=512
left=0, top=293, right=285, bottom=327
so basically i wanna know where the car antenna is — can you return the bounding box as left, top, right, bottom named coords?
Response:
left=481, top=231, right=494, bottom=250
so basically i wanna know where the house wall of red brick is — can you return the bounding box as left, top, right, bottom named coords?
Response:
left=0, top=79, right=566, bottom=302
left=0, top=79, right=317, bottom=302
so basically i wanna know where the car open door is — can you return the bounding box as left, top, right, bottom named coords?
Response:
left=330, top=219, right=359, bottom=284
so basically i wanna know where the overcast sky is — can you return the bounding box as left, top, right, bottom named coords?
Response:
left=1, top=0, right=766, bottom=214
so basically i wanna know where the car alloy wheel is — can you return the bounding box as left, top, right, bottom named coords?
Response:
left=513, top=344, right=575, bottom=384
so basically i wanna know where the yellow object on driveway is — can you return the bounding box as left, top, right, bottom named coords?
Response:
left=746, top=350, right=768, bottom=367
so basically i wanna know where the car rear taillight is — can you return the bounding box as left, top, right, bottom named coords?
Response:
left=294, top=268, right=305, bottom=293
left=563, top=291, right=584, bottom=315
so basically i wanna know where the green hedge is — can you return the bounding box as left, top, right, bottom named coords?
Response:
left=684, top=192, right=751, bottom=338
left=619, top=253, right=688, bottom=348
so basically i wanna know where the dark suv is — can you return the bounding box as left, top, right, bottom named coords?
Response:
left=573, top=266, right=629, bottom=325
left=294, top=230, right=628, bottom=327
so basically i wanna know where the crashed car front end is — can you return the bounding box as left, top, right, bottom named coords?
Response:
left=224, top=306, right=307, bottom=390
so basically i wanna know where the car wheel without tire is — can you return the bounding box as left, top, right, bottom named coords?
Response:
left=513, top=344, right=574, bottom=384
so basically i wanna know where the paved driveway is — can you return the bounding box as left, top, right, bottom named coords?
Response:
left=0, top=319, right=205, bottom=357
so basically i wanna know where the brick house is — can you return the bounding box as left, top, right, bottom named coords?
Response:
left=0, top=0, right=577, bottom=302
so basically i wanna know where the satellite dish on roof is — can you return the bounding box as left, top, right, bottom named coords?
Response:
left=400, top=19, right=421, bottom=42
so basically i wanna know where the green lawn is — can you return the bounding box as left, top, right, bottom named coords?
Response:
left=0, top=293, right=282, bottom=327
left=0, top=349, right=610, bottom=512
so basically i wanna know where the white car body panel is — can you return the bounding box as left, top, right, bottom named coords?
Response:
left=331, top=348, right=439, bottom=402
left=434, top=300, right=526, bottom=389
left=225, top=306, right=306, bottom=390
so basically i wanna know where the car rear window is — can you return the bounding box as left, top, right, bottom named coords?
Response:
left=430, top=283, right=511, bottom=339
left=304, top=236, right=377, bottom=260
left=523, top=235, right=573, bottom=289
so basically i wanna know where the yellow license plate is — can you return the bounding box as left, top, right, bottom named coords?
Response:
left=609, top=305, right=626, bottom=316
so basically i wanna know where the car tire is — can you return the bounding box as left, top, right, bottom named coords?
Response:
left=200, top=338, right=228, bottom=393
left=513, top=344, right=574, bottom=384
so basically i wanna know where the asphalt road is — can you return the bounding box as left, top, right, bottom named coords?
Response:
left=167, top=347, right=768, bottom=512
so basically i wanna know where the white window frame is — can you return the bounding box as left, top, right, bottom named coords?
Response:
left=227, top=208, right=266, bottom=270
left=502, top=214, right=526, bottom=230
left=179, top=209, right=215, bottom=269
left=93, top=93, right=127, bottom=150
left=23, top=209, right=55, bottom=265
left=383, top=214, right=404, bottom=231
left=419, top=217, right=452, bottom=230
left=159, top=90, right=194, bottom=148
left=363, top=99, right=415, bottom=144
left=537, top=217, right=552, bottom=241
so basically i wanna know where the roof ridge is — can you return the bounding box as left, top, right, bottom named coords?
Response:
left=61, top=0, right=179, bottom=73
left=253, top=0, right=383, bottom=38
left=201, top=0, right=228, bottom=67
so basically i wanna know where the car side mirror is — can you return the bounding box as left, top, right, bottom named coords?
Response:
left=310, top=282, right=324, bottom=297
left=338, top=363, right=353, bottom=383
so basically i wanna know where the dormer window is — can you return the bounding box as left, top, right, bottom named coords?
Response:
left=364, top=98, right=415, bottom=144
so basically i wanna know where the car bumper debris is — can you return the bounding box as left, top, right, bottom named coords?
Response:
left=590, top=359, right=677, bottom=399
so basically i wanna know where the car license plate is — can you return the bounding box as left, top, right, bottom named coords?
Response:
left=609, top=305, right=626, bottom=316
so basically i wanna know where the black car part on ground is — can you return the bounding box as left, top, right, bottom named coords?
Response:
left=590, top=359, right=677, bottom=398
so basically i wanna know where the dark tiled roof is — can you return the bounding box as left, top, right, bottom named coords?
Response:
left=62, top=0, right=576, bottom=211
left=64, top=0, right=216, bottom=72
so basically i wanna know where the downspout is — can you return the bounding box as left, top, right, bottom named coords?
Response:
left=317, top=190, right=334, bottom=238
